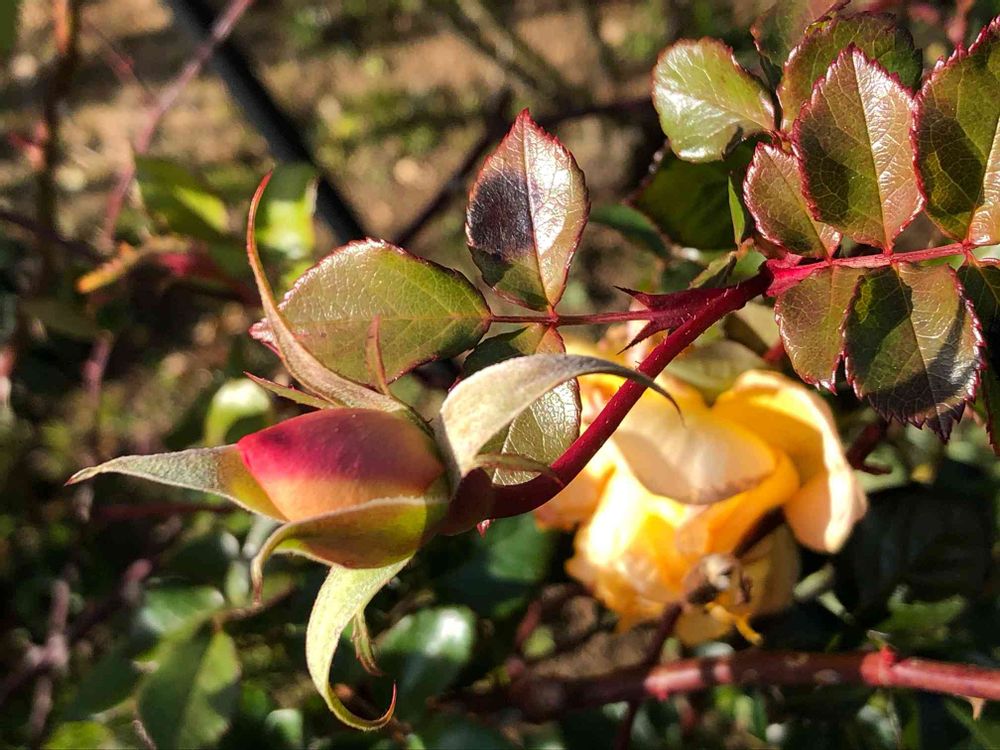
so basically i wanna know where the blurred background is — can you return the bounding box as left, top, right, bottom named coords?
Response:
left=2, top=1, right=1000, bottom=748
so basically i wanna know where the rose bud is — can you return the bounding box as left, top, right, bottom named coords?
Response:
left=237, top=408, right=447, bottom=522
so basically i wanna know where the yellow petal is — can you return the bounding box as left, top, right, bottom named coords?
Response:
left=535, top=440, right=619, bottom=530
left=673, top=449, right=799, bottom=558
left=712, top=370, right=866, bottom=552
left=612, top=389, right=778, bottom=505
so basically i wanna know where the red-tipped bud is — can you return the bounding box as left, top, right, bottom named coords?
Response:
left=237, top=409, right=446, bottom=521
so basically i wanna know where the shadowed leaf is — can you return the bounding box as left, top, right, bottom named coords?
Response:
left=652, top=38, right=774, bottom=162
left=436, top=354, right=674, bottom=478
left=135, top=158, right=228, bottom=241
left=137, top=630, right=240, bottom=750
left=630, top=142, right=756, bottom=250
left=914, top=19, right=1000, bottom=243
left=795, top=47, right=922, bottom=249
left=958, top=261, right=1000, bottom=453
left=779, top=13, right=921, bottom=129
left=775, top=265, right=861, bottom=388
left=67, top=445, right=282, bottom=519
left=464, top=326, right=580, bottom=485
left=744, top=143, right=840, bottom=256
left=751, top=0, right=839, bottom=80
left=589, top=203, right=668, bottom=258
left=844, top=263, right=981, bottom=437
left=251, top=239, right=490, bottom=386
left=466, top=109, right=588, bottom=310
left=306, top=560, right=409, bottom=729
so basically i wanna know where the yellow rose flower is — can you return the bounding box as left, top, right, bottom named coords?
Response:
left=536, top=339, right=866, bottom=643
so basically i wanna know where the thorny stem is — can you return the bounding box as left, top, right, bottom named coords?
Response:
left=489, top=271, right=772, bottom=518
left=509, top=649, right=1000, bottom=721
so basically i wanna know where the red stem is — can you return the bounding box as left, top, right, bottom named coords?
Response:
left=512, top=650, right=1000, bottom=721
left=489, top=271, right=771, bottom=518
left=767, top=243, right=971, bottom=294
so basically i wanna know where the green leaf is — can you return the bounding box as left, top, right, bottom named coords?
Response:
left=246, top=178, right=404, bottom=412
left=414, top=715, right=518, bottom=750
left=306, top=559, right=409, bottom=729
left=203, top=378, right=272, bottom=445
left=914, top=19, right=1000, bottom=243
left=794, top=47, right=922, bottom=250
left=251, top=493, right=447, bottom=587
left=947, top=701, right=1000, bottom=748
left=667, top=340, right=768, bottom=400
left=64, top=645, right=141, bottom=720
left=262, top=709, right=304, bottom=750
left=744, top=143, right=840, bottom=256
left=834, top=483, right=994, bottom=616
left=727, top=175, right=749, bottom=245
left=254, top=164, right=317, bottom=261
left=464, top=326, right=580, bottom=485
left=589, top=203, right=668, bottom=258
left=0, top=1, right=21, bottom=58
left=466, top=109, right=588, bottom=310
left=44, top=722, right=116, bottom=750
left=244, top=373, right=332, bottom=410
left=134, top=585, right=226, bottom=642
left=437, top=513, right=555, bottom=618
left=135, top=158, right=228, bottom=241
left=874, top=593, right=966, bottom=649
left=652, top=38, right=774, bottom=162
left=958, top=262, right=1000, bottom=452
left=377, top=606, right=476, bottom=719
left=251, top=239, right=490, bottom=386
left=844, top=263, right=981, bottom=437
left=137, top=629, right=240, bottom=750
left=775, top=265, right=862, bottom=389
left=630, top=142, right=755, bottom=250
left=751, top=0, right=835, bottom=78
left=778, top=13, right=921, bottom=129
left=436, top=353, right=674, bottom=478
left=67, top=444, right=283, bottom=519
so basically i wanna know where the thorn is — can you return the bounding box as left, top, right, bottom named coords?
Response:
left=477, top=519, right=492, bottom=536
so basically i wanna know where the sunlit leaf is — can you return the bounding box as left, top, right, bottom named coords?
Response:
left=244, top=373, right=332, bottom=410
left=744, top=143, right=840, bottom=257
left=630, top=142, right=756, bottom=250
left=652, top=38, right=774, bottom=162
left=253, top=163, right=317, bottom=261
left=778, top=13, right=921, bottom=129
left=775, top=265, right=861, bottom=389
left=67, top=444, right=282, bottom=519
left=137, top=629, right=240, bottom=750
left=44, top=722, right=115, bottom=750
left=251, top=239, right=490, bottom=386
left=914, top=19, right=1000, bottom=243
left=844, top=264, right=981, bottom=437
left=377, top=606, right=476, bottom=719
left=794, top=47, right=922, bottom=250
left=436, top=353, right=673, bottom=478
left=306, top=559, right=409, bottom=729
left=135, top=157, right=228, bottom=241
left=463, top=326, right=580, bottom=485
left=957, top=261, right=1000, bottom=453
left=466, top=109, right=588, bottom=310
left=246, top=176, right=404, bottom=412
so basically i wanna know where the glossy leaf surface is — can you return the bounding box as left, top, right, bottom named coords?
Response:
left=844, top=263, right=981, bottom=437
left=775, top=265, right=861, bottom=389
left=779, top=13, right=921, bottom=129
left=466, top=110, right=588, bottom=310
left=744, top=143, right=840, bottom=256
left=795, top=48, right=922, bottom=249
left=914, top=20, right=1000, bottom=243
left=252, top=239, right=490, bottom=386
left=652, top=39, right=774, bottom=163
left=751, top=0, right=835, bottom=76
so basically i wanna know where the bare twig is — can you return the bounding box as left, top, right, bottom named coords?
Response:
left=0, top=209, right=101, bottom=261
left=102, top=0, right=257, bottom=243
left=511, top=649, right=1000, bottom=721
left=846, top=418, right=890, bottom=472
